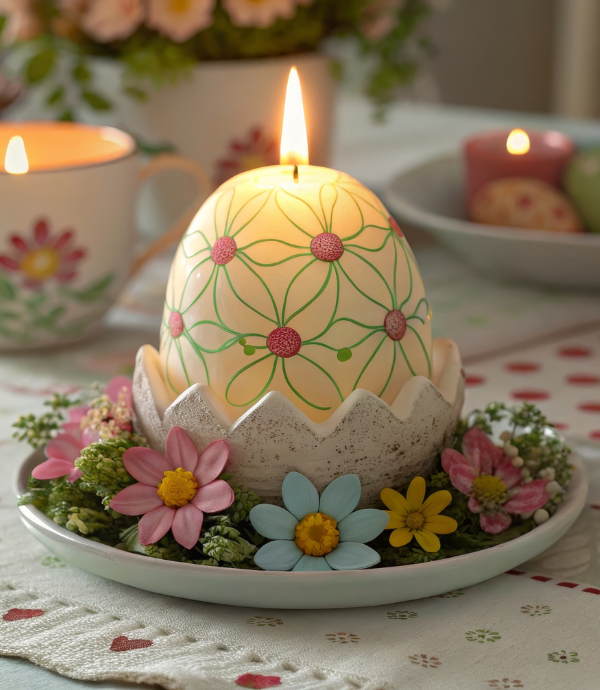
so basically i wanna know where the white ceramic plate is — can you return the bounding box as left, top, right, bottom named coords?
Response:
left=16, top=450, right=587, bottom=609
left=384, top=156, right=600, bottom=290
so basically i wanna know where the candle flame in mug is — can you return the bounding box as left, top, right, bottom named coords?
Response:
left=4, top=135, right=29, bottom=174
left=506, top=128, right=530, bottom=155
left=280, top=67, right=309, bottom=166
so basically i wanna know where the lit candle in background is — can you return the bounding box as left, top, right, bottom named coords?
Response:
left=463, top=127, right=575, bottom=206
left=159, top=67, right=433, bottom=424
left=505, top=128, right=530, bottom=156
left=4, top=135, right=29, bottom=174
left=0, top=122, right=209, bottom=351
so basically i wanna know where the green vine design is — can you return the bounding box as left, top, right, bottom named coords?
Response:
left=161, top=171, right=432, bottom=412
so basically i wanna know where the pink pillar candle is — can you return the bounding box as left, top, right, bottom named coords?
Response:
left=464, top=129, right=575, bottom=205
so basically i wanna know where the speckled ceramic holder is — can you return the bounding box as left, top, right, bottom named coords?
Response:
left=132, top=338, right=464, bottom=507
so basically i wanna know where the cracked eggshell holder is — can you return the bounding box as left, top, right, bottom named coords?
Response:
left=133, top=337, right=464, bottom=506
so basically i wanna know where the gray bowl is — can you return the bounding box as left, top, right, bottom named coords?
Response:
left=384, top=156, right=600, bottom=290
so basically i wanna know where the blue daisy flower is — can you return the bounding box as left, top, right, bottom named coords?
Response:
left=249, top=472, right=388, bottom=572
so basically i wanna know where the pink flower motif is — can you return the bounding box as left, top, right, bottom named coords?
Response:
left=31, top=376, right=133, bottom=483
left=236, top=674, right=282, bottom=689
left=0, top=218, right=86, bottom=289
left=110, top=427, right=234, bottom=550
left=214, top=126, right=278, bottom=186
left=442, top=427, right=549, bottom=534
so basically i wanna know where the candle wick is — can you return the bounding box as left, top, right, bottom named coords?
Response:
left=293, top=165, right=299, bottom=184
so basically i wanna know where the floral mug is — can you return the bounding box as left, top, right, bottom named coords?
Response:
left=0, top=122, right=212, bottom=351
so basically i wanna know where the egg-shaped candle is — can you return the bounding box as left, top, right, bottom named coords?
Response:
left=159, top=69, right=432, bottom=424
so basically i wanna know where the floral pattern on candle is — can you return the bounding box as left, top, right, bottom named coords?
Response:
left=160, top=169, right=432, bottom=422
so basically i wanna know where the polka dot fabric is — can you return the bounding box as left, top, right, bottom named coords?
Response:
left=464, top=328, right=600, bottom=443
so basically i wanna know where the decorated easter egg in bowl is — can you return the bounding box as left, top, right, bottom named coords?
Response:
left=470, top=177, right=583, bottom=233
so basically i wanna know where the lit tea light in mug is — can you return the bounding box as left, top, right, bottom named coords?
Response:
left=506, top=128, right=530, bottom=156
left=4, top=135, right=29, bottom=174
left=0, top=121, right=210, bottom=351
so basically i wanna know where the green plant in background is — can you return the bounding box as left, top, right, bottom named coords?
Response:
left=0, top=0, right=437, bottom=120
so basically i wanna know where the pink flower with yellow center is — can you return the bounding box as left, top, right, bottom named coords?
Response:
left=32, top=376, right=133, bottom=483
left=0, top=219, right=86, bottom=289
left=442, top=427, right=550, bottom=534
left=78, top=0, right=144, bottom=42
left=110, top=426, right=234, bottom=549
left=146, top=0, right=215, bottom=42
left=222, top=0, right=312, bottom=29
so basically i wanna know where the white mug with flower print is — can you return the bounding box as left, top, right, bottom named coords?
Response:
left=0, top=121, right=212, bottom=351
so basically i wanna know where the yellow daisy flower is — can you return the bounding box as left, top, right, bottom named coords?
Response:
left=380, top=477, right=458, bottom=552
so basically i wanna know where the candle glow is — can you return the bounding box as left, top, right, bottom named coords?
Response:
left=280, top=67, right=309, bottom=166
left=506, top=128, right=530, bottom=156
left=4, top=135, right=29, bottom=175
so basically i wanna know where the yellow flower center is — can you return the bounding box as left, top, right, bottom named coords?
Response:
left=20, top=248, right=60, bottom=281
left=472, top=475, right=507, bottom=504
left=294, top=512, right=339, bottom=556
left=157, top=467, right=198, bottom=507
left=405, top=512, right=425, bottom=530
left=170, top=0, right=191, bottom=12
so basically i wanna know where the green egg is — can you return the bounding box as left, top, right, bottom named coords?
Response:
left=563, top=148, right=600, bottom=233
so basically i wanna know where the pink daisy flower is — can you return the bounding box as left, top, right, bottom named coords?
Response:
left=31, top=376, right=133, bottom=483
left=110, top=427, right=234, bottom=550
left=0, top=218, right=86, bottom=289
left=32, top=406, right=90, bottom=483
left=441, top=427, right=549, bottom=534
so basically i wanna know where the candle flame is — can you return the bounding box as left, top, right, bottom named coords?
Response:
left=506, top=128, right=530, bottom=155
left=280, top=67, right=309, bottom=166
left=4, top=135, right=29, bottom=174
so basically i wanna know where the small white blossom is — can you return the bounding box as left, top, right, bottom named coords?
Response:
left=545, top=480, right=563, bottom=498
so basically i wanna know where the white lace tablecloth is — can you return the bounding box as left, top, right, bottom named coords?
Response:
left=3, top=99, right=600, bottom=689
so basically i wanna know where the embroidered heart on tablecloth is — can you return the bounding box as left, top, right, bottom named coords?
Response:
left=110, top=635, right=153, bottom=652
left=2, top=608, right=44, bottom=621
left=236, top=674, right=282, bottom=688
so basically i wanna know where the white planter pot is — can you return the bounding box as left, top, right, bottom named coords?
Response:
left=94, top=53, right=335, bottom=186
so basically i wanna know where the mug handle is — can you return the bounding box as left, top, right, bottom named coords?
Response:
left=129, top=153, right=214, bottom=277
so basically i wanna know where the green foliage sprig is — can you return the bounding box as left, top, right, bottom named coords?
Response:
left=13, top=392, right=80, bottom=448
left=76, top=436, right=145, bottom=508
